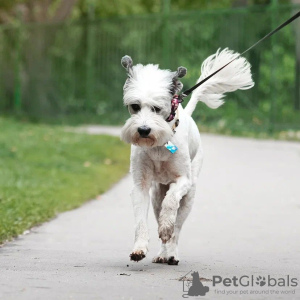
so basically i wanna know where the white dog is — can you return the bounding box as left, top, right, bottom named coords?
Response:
left=120, top=48, right=254, bottom=265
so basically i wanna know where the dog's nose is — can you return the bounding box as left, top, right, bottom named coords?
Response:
left=138, top=126, right=151, bottom=137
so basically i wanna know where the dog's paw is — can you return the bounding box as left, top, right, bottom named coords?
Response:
left=129, top=250, right=146, bottom=262
left=167, top=256, right=179, bottom=265
left=158, top=225, right=174, bottom=243
left=152, top=256, right=168, bottom=264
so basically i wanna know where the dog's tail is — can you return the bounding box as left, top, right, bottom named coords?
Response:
left=184, top=48, right=254, bottom=116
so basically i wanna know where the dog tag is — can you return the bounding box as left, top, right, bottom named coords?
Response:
left=165, top=141, right=178, bottom=153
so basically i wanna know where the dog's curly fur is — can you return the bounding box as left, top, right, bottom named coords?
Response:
left=120, top=49, right=254, bottom=264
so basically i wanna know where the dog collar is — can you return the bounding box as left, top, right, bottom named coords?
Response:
left=166, top=94, right=183, bottom=122
left=164, top=100, right=180, bottom=154
left=171, top=109, right=180, bottom=133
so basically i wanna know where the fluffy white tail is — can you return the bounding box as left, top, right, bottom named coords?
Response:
left=184, top=48, right=254, bottom=116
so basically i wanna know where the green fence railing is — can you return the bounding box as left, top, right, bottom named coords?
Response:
left=0, top=4, right=299, bottom=133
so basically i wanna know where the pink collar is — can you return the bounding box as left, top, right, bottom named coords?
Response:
left=166, top=94, right=183, bottom=122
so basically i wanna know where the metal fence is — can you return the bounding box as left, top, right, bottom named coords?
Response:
left=0, top=4, right=299, bottom=133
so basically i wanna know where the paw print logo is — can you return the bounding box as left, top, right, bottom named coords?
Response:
left=256, top=276, right=266, bottom=286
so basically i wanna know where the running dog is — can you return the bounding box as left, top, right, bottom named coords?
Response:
left=120, top=49, right=254, bottom=265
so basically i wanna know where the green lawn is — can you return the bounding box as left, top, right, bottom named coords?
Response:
left=0, top=117, right=130, bottom=244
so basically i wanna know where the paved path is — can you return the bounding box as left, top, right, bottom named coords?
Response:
left=72, top=125, right=122, bottom=137
left=1, top=128, right=300, bottom=300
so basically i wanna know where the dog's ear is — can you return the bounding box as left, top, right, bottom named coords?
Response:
left=121, top=55, right=133, bottom=74
left=174, top=66, right=187, bottom=79
left=170, top=66, right=187, bottom=94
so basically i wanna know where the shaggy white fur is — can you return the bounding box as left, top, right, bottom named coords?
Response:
left=123, top=64, right=175, bottom=111
left=120, top=49, right=254, bottom=265
left=185, top=48, right=254, bottom=114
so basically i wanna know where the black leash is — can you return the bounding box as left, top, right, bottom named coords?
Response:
left=181, top=10, right=300, bottom=99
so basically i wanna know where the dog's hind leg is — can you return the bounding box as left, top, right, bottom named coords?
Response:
left=151, top=183, right=169, bottom=263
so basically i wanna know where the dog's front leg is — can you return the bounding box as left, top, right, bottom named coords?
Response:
left=158, top=176, right=191, bottom=243
left=129, top=186, right=150, bottom=262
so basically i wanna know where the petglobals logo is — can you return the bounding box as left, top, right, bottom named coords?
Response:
left=179, top=272, right=298, bottom=298
left=212, top=275, right=298, bottom=288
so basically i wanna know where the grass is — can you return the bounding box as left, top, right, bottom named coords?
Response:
left=0, top=117, right=130, bottom=244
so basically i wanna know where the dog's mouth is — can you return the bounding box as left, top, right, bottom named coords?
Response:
left=133, top=132, right=156, bottom=147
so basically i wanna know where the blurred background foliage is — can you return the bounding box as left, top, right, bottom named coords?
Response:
left=0, top=0, right=299, bottom=137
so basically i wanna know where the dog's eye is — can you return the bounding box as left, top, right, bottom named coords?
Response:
left=152, top=106, right=161, bottom=113
left=131, top=104, right=141, bottom=112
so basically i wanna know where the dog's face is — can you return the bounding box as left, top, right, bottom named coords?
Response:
left=120, top=56, right=186, bottom=148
